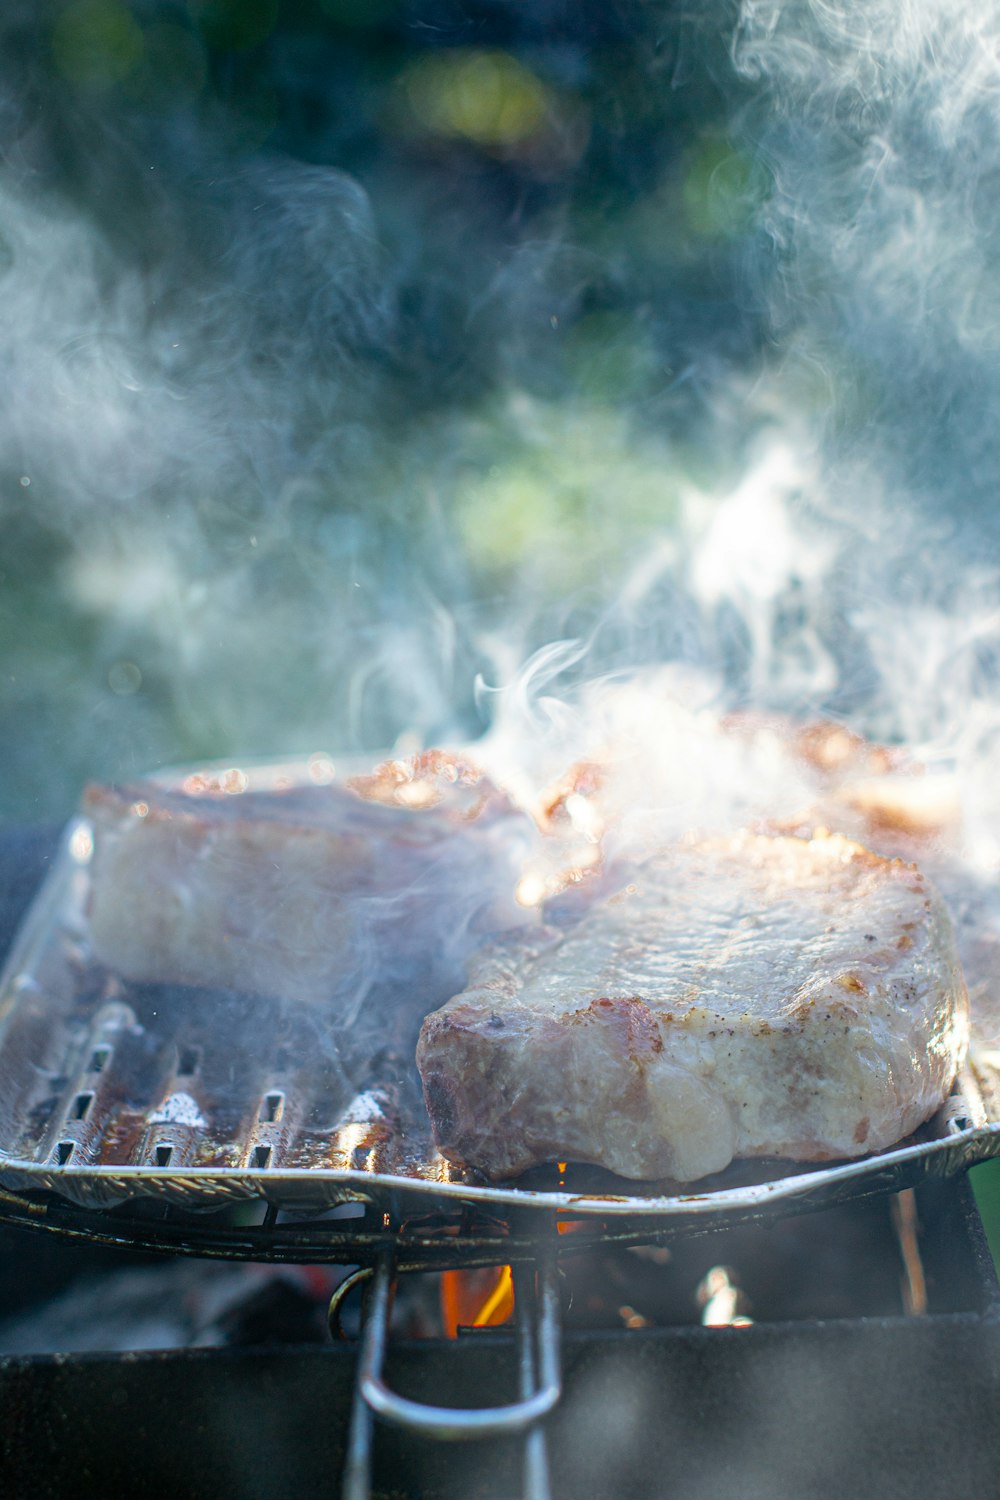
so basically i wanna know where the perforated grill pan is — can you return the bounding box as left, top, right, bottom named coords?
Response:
left=3, top=762, right=1000, bottom=1226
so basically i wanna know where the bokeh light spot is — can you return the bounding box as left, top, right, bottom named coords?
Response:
left=403, top=50, right=550, bottom=148
left=52, top=0, right=144, bottom=89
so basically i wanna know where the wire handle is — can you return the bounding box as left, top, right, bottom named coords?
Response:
left=342, top=1240, right=561, bottom=1500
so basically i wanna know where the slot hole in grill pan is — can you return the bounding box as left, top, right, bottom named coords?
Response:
left=54, top=1142, right=74, bottom=1165
left=177, top=1046, right=200, bottom=1076
left=89, top=1046, right=110, bottom=1073
left=252, top=1145, right=273, bottom=1169
left=154, top=1144, right=174, bottom=1167
left=259, top=1092, right=283, bottom=1123
left=71, top=1092, right=94, bottom=1121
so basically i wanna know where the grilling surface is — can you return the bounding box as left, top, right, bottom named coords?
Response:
left=2, top=788, right=1000, bottom=1221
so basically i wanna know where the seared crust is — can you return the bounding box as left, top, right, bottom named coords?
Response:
left=416, top=831, right=969, bottom=1182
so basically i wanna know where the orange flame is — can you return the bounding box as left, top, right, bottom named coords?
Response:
left=440, top=1265, right=515, bottom=1338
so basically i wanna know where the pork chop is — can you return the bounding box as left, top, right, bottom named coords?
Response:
left=416, top=830, right=969, bottom=1182
left=83, top=752, right=535, bottom=1011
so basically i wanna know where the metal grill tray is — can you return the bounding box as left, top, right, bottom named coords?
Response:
left=3, top=761, right=1000, bottom=1227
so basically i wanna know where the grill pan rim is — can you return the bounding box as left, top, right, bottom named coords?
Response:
left=2, top=1103, right=997, bottom=1220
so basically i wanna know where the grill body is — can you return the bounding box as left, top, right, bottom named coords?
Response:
left=2, top=1174, right=999, bottom=1500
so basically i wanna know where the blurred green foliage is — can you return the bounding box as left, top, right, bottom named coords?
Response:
left=52, top=0, right=144, bottom=88
left=0, top=1, right=770, bottom=822
left=970, top=1160, right=1000, bottom=1267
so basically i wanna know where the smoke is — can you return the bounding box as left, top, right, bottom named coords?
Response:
left=712, top=0, right=1000, bottom=804
left=0, top=3, right=482, bottom=809
left=733, top=0, right=1000, bottom=536
left=478, top=0, right=1000, bottom=765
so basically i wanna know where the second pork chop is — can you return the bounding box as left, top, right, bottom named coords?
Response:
left=416, top=831, right=969, bottom=1182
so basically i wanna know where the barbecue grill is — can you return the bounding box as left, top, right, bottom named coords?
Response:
left=5, top=0, right=1000, bottom=1492
left=4, top=1172, right=1000, bottom=1499
left=3, top=802, right=1000, bottom=1499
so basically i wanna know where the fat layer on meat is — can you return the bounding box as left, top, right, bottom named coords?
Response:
left=83, top=753, right=535, bottom=1010
left=416, top=831, right=969, bottom=1182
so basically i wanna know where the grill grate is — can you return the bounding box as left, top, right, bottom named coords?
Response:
left=2, top=817, right=1000, bottom=1228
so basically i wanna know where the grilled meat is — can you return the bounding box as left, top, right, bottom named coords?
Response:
left=83, top=753, right=535, bottom=1010
left=417, top=831, right=969, bottom=1182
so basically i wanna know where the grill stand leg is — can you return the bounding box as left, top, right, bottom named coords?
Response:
left=341, top=1241, right=561, bottom=1500
left=514, top=1258, right=555, bottom=1500
left=342, top=1343, right=377, bottom=1500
